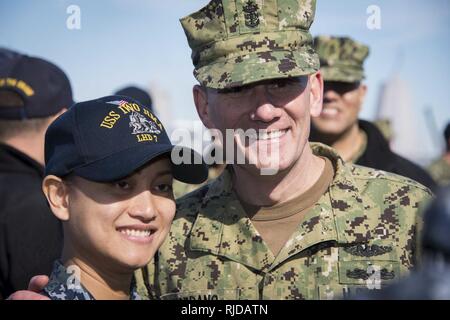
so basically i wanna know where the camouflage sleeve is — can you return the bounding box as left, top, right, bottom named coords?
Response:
left=413, top=186, right=434, bottom=267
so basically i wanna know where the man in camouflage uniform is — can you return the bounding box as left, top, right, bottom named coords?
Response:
left=428, top=123, right=450, bottom=186
left=309, top=35, right=436, bottom=191
left=133, top=0, right=433, bottom=300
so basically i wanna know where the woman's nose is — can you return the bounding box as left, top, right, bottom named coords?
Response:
left=128, top=191, right=156, bottom=222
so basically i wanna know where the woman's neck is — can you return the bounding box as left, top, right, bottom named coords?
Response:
left=62, top=248, right=132, bottom=300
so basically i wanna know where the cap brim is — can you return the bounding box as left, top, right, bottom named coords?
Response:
left=195, top=49, right=319, bottom=89
left=73, top=144, right=208, bottom=184
left=320, top=66, right=365, bottom=83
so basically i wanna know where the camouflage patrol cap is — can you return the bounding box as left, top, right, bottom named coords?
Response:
left=180, top=0, right=320, bottom=89
left=314, top=35, right=370, bottom=83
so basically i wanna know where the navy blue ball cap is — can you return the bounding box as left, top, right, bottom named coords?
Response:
left=0, top=48, right=23, bottom=74
left=0, top=50, right=73, bottom=120
left=44, top=95, right=208, bottom=184
left=114, top=86, right=153, bottom=111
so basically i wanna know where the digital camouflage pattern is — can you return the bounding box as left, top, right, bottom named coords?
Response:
left=314, top=35, right=370, bottom=83
left=134, top=143, right=433, bottom=300
left=427, top=158, right=450, bottom=186
left=173, top=165, right=225, bottom=199
left=180, top=0, right=320, bottom=89
left=43, top=260, right=142, bottom=300
left=42, top=261, right=94, bottom=300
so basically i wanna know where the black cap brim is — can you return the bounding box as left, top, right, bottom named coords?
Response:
left=73, top=143, right=208, bottom=184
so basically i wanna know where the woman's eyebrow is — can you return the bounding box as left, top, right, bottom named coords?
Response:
left=132, top=167, right=172, bottom=178
left=155, top=170, right=173, bottom=178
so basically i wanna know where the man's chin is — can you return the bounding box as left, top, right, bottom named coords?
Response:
left=237, top=156, right=290, bottom=176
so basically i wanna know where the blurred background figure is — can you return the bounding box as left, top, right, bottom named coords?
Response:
left=427, top=123, right=450, bottom=186
left=310, top=36, right=436, bottom=191
left=0, top=48, right=71, bottom=298
left=373, top=119, right=393, bottom=143
left=359, top=186, right=450, bottom=299
left=114, top=85, right=153, bottom=112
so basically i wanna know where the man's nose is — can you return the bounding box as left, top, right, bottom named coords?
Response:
left=128, top=190, right=156, bottom=222
left=323, top=88, right=340, bottom=102
left=250, top=87, right=282, bottom=123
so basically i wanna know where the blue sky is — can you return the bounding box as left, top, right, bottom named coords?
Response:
left=1, top=0, right=449, bottom=159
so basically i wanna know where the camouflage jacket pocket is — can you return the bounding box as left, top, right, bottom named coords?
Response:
left=315, top=243, right=402, bottom=300
left=338, top=242, right=401, bottom=287
left=316, top=259, right=400, bottom=300
left=338, top=259, right=400, bottom=287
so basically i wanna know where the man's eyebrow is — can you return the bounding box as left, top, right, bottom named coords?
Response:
left=216, top=86, right=248, bottom=94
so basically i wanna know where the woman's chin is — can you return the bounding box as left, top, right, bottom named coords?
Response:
left=113, top=251, right=155, bottom=270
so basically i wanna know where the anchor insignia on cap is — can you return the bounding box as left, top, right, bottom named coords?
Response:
left=243, top=0, right=260, bottom=28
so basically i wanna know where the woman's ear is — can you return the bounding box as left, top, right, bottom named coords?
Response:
left=42, top=175, right=70, bottom=221
left=309, top=72, right=324, bottom=118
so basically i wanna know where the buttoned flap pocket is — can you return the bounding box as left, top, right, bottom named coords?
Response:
left=338, top=242, right=402, bottom=287
left=338, top=259, right=400, bottom=287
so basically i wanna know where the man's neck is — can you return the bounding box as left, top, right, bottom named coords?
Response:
left=232, top=143, right=325, bottom=207
left=62, top=248, right=131, bottom=300
left=322, top=123, right=363, bottom=162
left=3, top=134, right=45, bottom=165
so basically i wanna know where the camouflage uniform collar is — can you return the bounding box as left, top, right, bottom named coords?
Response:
left=310, top=142, right=367, bottom=244
left=189, top=143, right=366, bottom=271
left=42, top=260, right=95, bottom=300
left=42, top=260, right=143, bottom=300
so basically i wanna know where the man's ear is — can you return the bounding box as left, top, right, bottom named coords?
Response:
left=42, top=175, right=70, bottom=221
left=193, top=85, right=215, bottom=129
left=358, top=83, right=368, bottom=104
left=309, top=72, right=324, bottom=118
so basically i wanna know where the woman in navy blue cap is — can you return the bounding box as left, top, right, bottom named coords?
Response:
left=40, top=96, right=207, bottom=300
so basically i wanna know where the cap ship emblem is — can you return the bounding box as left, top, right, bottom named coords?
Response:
left=129, top=111, right=161, bottom=135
